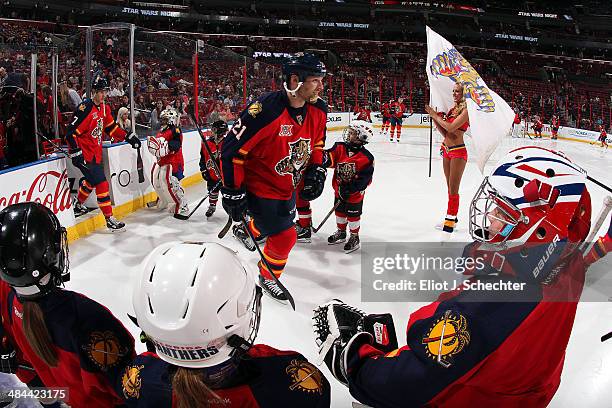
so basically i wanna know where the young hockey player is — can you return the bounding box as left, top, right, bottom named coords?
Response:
left=389, top=97, right=406, bottom=142
left=551, top=114, right=560, bottom=140
left=146, top=108, right=189, bottom=219
left=66, top=76, right=141, bottom=231
left=120, top=241, right=330, bottom=407
left=199, top=120, right=227, bottom=218
left=532, top=115, right=543, bottom=138
left=221, top=53, right=327, bottom=303
left=324, top=120, right=374, bottom=253
left=0, top=202, right=135, bottom=407
left=313, top=146, right=599, bottom=408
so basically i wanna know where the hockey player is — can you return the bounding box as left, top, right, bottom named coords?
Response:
left=67, top=76, right=141, bottom=231
left=425, top=82, right=469, bottom=233
left=120, top=241, right=331, bottom=407
left=146, top=108, right=189, bottom=219
left=598, top=124, right=608, bottom=148
left=389, top=97, right=406, bottom=142
left=551, top=114, right=560, bottom=140
left=220, top=53, right=327, bottom=302
left=324, top=120, right=374, bottom=253
left=0, top=202, right=135, bottom=407
left=532, top=115, right=543, bottom=138
left=380, top=100, right=392, bottom=137
left=313, top=146, right=598, bottom=408
left=199, top=120, right=227, bottom=218
left=353, top=104, right=372, bottom=122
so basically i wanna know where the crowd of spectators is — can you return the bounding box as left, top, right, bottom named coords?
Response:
left=0, top=17, right=610, bottom=171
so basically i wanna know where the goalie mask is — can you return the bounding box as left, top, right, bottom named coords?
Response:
left=468, top=146, right=591, bottom=283
left=159, top=108, right=180, bottom=129
left=343, top=120, right=373, bottom=149
left=133, top=242, right=261, bottom=369
left=0, top=202, right=69, bottom=300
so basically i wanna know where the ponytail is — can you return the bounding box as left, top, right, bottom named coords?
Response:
left=22, top=301, right=58, bottom=367
left=172, top=367, right=223, bottom=408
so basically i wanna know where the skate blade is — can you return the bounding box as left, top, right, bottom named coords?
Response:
left=297, top=237, right=312, bottom=243
left=344, top=245, right=360, bottom=254
left=328, top=239, right=346, bottom=245
left=261, top=289, right=291, bottom=306
left=233, top=234, right=256, bottom=252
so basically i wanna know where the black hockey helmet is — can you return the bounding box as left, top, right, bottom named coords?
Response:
left=92, top=75, right=110, bottom=91
left=282, top=53, right=326, bottom=84
left=210, top=120, right=229, bottom=141
left=0, top=202, right=69, bottom=300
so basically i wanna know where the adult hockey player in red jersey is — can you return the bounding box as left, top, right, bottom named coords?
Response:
left=313, top=146, right=599, bottom=408
left=324, top=121, right=374, bottom=253
left=119, top=241, right=330, bottom=407
left=425, top=82, right=469, bottom=234
left=597, top=124, right=608, bottom=148
left=380, top=101, right=392, bottom=137
left=532, top=115, right=544, bottom=138
left=353, top=105, right=372, bottom=122
left=221, top=53, right=327, bottom=302
left=551, top=114, right=560, bottom=140
left=199, top=120, right=227, bottom=218
left=66, top=76, right=141, bottom=231
left=146, top=108, right=189, bottom=219
left=0, top=202, right=135, bottom=407
left=388, top=97, right=406, bottom=142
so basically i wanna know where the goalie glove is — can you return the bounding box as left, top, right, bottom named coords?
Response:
left=147, top=136, right=169, bottom=159
left=313, top=300, right=369, bottom=385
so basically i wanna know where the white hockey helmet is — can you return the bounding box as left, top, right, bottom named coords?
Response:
left=133, top=242, right=261, bottom=368
left=343, top=120, right=373, bottom=147
left=160, top=108, right=180, bottom=127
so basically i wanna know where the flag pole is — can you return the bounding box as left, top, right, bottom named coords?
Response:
left=428, top=116, right=433, bottom=177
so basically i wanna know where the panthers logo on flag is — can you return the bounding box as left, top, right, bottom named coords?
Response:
left=337, top=162, right=356, bottom=182
left=429, top=48, right=495, bottom=113
left=275, top=138, right=311, bottom=187
left=421, top=310, right=470, bottom=368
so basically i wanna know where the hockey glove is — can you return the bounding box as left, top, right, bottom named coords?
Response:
left=69, top=148, right=85, bottom=168
left=300, top=165, right=327, bottom=201
left=0, top=333, right=17, bottom=374
left=126, top=132, right=142, bottom=149
left=361, top=313, right=398, bottom=354
left=221, top=186, right=248, bottom=222
left=313, top=300, right=369, bottom=385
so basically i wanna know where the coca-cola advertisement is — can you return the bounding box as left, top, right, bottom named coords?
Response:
left=0, top=158, right=76, bottom=227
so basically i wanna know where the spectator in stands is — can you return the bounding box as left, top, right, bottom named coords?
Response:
left=150, top=100, right=164, bottom=131
left=0, top=66, right=6, bottom=87
left=116, top=107, right=131, bottom=132
left=66, top=80, right=81, bottom=111
left=206, top=102, right=223, bottom=124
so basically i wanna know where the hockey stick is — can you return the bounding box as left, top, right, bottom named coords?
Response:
left=313, top=200, right=342, bottom=233
left=602, top=332, right=612, bottom=342
left=173, top=181, right=221, bottom=220
left=240, top=215, right=295, bottom=310
left=579, top=195, right=612, bottom=254
left=187, top=113, right=233, bottom=237
left=587, top=176, right=612, bottom=195
left=136, top=145, right=145, bottom=183
left=36, top=132, right=70, bottom=158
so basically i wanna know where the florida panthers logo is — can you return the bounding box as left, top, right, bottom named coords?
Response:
left=429, top=48, right=495, bottom=113
left=275, top=138, right=311, bottom=187
left=91, top=117, right=104, bottom=145
left=337, top=162, right=356, bottom=182
left=421, top=310, right=470, bottom=368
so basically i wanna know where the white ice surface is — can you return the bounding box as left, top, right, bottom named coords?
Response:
left=2, top=129, right=612, bottom=407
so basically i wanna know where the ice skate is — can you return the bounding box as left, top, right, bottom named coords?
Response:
left=258, top=274, right=288, bottom=303
left=105, top=216, right=126, bottom=232
left=328, top=229, right=347, bottom=245
left=344, top=234, right=360, bottom=253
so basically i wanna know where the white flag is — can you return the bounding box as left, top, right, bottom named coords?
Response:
left=426, top=26, right=515, bottom=173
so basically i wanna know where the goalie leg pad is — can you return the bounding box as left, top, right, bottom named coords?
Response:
left=168, top=173, right=188, bottom=214
left=151, top=163, right=173, bottom=210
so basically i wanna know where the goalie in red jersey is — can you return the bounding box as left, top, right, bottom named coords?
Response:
left=313, top=146, right=607, bottom=408
left=198, top=120, right=227, bottom=218
left=146, top=108, right=189, bottom=219
left=66, top=76, right=141, bottom=231
left=324, top=120, right=375, bottom=253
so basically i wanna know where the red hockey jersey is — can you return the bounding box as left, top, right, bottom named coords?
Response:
left=355, top=107, right=372, bottom=122
left=389, top=101, right=406, bottom=119
left=221, top=91, right=327, bottom=200
left=156, top=125, right=184, bottom=172
left=66, top=98, right=127, bottom=163
left=325, top=142, right=374, bottom=202
left=200, top=138, right=222, bottom=183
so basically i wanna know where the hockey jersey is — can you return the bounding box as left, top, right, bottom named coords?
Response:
left=551, top=117, right=560, bottom=129
left=389, top=101, right=405, bottom=119
left=533, top=120, right=543, bottom=131
left=344, top=253, right=588, bottom=408
left=200, top=138, right=222, bottom=183
left=600, top=128, right=607, bottom=141
left=324, top=142, right=374, bottom=202
left=66, top=98, right=127, bottom=163
left=355, top=107, right=372, bottom=122
left=116, top=344, right=331, bottom=407
left=155, top=125, right=184, bottom=173
left=0, top=281, right=135, bottom=408
left=381, top=103, right=391, bottom=119
left=221, top=91, right=327, bottom=200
